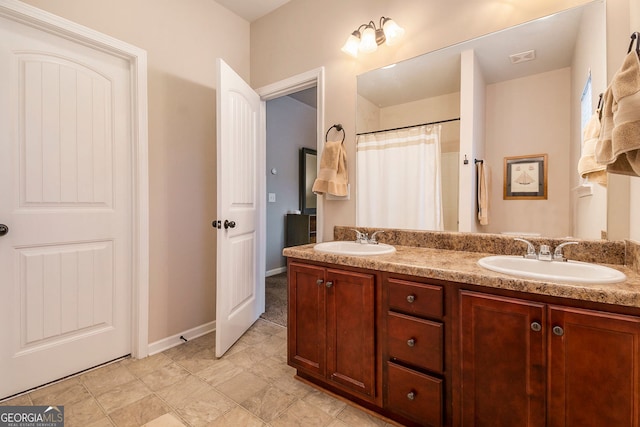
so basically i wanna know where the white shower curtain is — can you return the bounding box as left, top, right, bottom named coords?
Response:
left=356, top=124, right=444, bottom=230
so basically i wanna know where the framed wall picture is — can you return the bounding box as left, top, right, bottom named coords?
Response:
left=503, top=154, right=548, bottom=200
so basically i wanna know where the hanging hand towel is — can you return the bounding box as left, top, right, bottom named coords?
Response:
left=577, top=111, right=607, bottom=186
left=477, top=162, right=489, bottom=226
left=595, top=50, right=640, bottom=176
left=312, top=140, right=348, bottom=196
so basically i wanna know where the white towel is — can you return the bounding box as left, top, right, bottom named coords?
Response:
left=477, top=162, right=489, bottom=225
left=577, top=111, right=607, bottom=186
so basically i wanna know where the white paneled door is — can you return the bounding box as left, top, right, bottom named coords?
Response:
left=215, top=59, right=265, bottom=357
left=0, top=12, right=133, bottom=398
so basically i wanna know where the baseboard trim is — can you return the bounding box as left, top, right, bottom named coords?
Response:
left=266, top=266, right=287, bottom=277
left=147, top=321, right=216, bottom=356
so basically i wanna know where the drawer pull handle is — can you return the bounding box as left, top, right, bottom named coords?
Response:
left=316, top=279, right=324, bottom=285
left=407, top=391, right=416, bottom=401
left=531, top=322, right=542, bottom=332
left=407, top=338, right=416, bottom=347
left=553, top=325, right=564, bottom=336
left=406, top=295, right=416, bottom=303
left=326, top=281, right=333, bottom=288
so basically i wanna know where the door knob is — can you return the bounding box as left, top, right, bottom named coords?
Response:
left=407, top=338, right=416, bottom=347
left=212, top=220, right=221, bottom=229
left=531, top=322, right=542, bottom=332
left=406, top=294, right=416, bottom=303
left=0, top=224, right=8, bottom=236
left=552, top=326, right=564, bottom=336
left=325, top=281, right=333, bottom=288
left=224, top=220, right=236, bottom=229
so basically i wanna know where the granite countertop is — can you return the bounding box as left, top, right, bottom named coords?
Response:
left=283, top=243, right=640, bottom=308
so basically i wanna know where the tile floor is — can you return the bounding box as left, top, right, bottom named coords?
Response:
left=1, top=319, right=397, bottom=427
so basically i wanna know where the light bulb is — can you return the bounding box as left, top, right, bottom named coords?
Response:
left=382, top=18, right=405, bottom=46
left=341, top=32, right=361, bottom=58
left=359, top=25, right=378, bottom=53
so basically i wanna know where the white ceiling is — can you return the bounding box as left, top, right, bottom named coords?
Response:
left=358, top=3, right=595, bottom=108
left=214, top=0, right=292, bottom=22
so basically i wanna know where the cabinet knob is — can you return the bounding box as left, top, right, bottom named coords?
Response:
left=406, top=294, right=416, bottom=303
left=530, top=322, right=542, bottom=332
left=326, top=281, right=333, bottom=288
left=552, top=325, right=564, bottom=336
left=316, top=279, right=324, bottom=285
left=407, top=391, right=416, bottom=401
left=407, top=338, right=416, bottom=347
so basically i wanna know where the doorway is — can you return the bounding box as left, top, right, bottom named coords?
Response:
left=261, top=88, right=317, bottom=326
left=257, top=68, right=324, bottom=327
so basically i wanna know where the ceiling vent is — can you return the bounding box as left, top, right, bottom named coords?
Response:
left=509, top=50, right=536, bottom=64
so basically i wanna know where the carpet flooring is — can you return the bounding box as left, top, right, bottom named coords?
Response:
left=261, top=272, right=287, bottom=327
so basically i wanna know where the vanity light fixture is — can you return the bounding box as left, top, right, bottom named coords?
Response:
left=341, top=17, right=405, bottom=58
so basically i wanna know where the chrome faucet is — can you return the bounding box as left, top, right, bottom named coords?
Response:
left=553, top=241, right=579, bottom=262
left=352, top=229, right=369, bottom=244
left=514, top=238, right=537, bottom=259
left=538, top=244, right=553, bottom=261
left=352, top=229, right=385, bottom=244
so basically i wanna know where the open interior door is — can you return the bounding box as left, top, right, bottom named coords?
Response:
left=215, top=58, right=265, bottom=357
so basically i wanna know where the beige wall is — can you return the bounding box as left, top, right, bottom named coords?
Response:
left=21, top=0, right=250, bottom=343
left=251, top=0, right=594, bottom=241
left=484, top=68, right=571, bottom=237
left=570, top=1, right=607, bottom=239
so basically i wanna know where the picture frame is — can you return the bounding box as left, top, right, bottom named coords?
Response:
left=503, top=154, right=548, bottom=200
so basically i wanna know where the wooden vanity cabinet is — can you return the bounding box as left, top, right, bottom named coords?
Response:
left=383, top=277, right=446, bottom=427
left=459, top=291, right=546, bottom=427
left=547, top=305, right=640, bottom=427
left=286, top=256, right=640, bottom=427
left=287, top=260, right=379, bottom=404
left=459, top=290, right=640, bottom=427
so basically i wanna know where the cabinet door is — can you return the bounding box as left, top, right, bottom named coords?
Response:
left=287, top=262, right=326, bottom=377
left=460, top=291, right=546, bottom=427
left=548, top=306, right=640, bottom=427
left=326, top=268, right=376, bottom=399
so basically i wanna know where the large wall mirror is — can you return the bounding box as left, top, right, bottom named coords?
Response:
left=357, top=0, right=609, bottom=239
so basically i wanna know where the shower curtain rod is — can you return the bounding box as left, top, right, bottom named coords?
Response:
left=356, top=117, right=460, bottom=136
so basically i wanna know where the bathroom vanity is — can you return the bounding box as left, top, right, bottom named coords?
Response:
left=283, top=228, right=640, bottom=427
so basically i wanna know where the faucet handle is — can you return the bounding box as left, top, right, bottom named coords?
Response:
left=514, top=238, right=537, bottom=259
left=553, top=241, right=579, bottom=261
left=351, top=229, right=368, bottom=243
left=369, top=231, right=384, bottom=244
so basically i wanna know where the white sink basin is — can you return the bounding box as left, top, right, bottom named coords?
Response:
left=478, top=255, right=626, bottom=284
left=314, top=241, right=396, bottom=256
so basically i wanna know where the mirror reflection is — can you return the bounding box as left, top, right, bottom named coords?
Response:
left=356, top=0, right=607, bottom=239
left=300, top=147, right=317, bottom=214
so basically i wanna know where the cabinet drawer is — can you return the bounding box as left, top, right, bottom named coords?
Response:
left=387, top=361, right=442, bottom=427
left=387, top=278, right=443, bottom=318
left=387, top=312, right=443, bottom=373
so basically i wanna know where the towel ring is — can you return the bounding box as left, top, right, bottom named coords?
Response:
left=325, top=124, right=345, bottom=144
left=627, top=32, right=639, bottom=55
left=597, top=92, right=603, bottom=111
